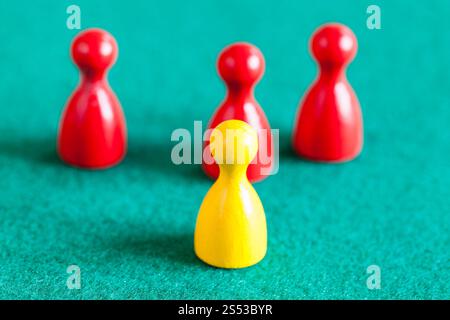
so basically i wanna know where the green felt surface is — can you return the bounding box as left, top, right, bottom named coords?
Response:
left=0, top=0, right=449, bottom=300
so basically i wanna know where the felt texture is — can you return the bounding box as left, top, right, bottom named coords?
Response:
left=0, top=0, right=448, bottom=299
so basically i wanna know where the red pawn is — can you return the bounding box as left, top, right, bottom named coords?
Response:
left=202, top=43, right=273, bottom=182
left=293, top=23, right=363, bottom=162
left=58, top=28, right=127, bottom=169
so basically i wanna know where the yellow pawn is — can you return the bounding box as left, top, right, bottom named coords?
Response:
left=194, top=120, right=267, bottom=269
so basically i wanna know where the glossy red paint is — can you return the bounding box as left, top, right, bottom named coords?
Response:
left=58, top=28, right=127, bottom=169
left=293, top=23, right=363, bottom=162
left=202, top=43, right=273, bottom=182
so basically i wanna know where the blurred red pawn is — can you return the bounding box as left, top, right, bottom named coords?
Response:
left=293, top=23, right=363, bottom=162
left=58, top=28, right=127, bottom=169
left=203, top=42, right=273, bottom=182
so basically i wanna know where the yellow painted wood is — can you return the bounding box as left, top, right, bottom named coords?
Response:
left=194, top=120, right=267, bottom=269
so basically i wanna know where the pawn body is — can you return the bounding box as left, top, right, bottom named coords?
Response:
left=195, top=120, right=267, bottom=269
left=202, top=43, right=273, bottom=182
left=293, top=23, right=363, bottom=162
left=58, top=28, right=127, bottom=169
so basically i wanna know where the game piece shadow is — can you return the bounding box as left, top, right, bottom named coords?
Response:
left=278, top=130, right=299, bottom=161
left=125, top=140, right=208, bottom=181
left=106, top=232, right=206, bottom=268
left=0, top=132, right=210, bottom=180
left=277, top=130, right=331, bottom=165
left=0, top=134, right=60, bottom=167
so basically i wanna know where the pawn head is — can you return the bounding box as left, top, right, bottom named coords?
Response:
left=311, top=23, right=357, bottom=67
left=210, top=120, right=258, bottom=167
left=71, top=28, right=118, bottom=74
left=217, top=42, right=265, bottom=87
